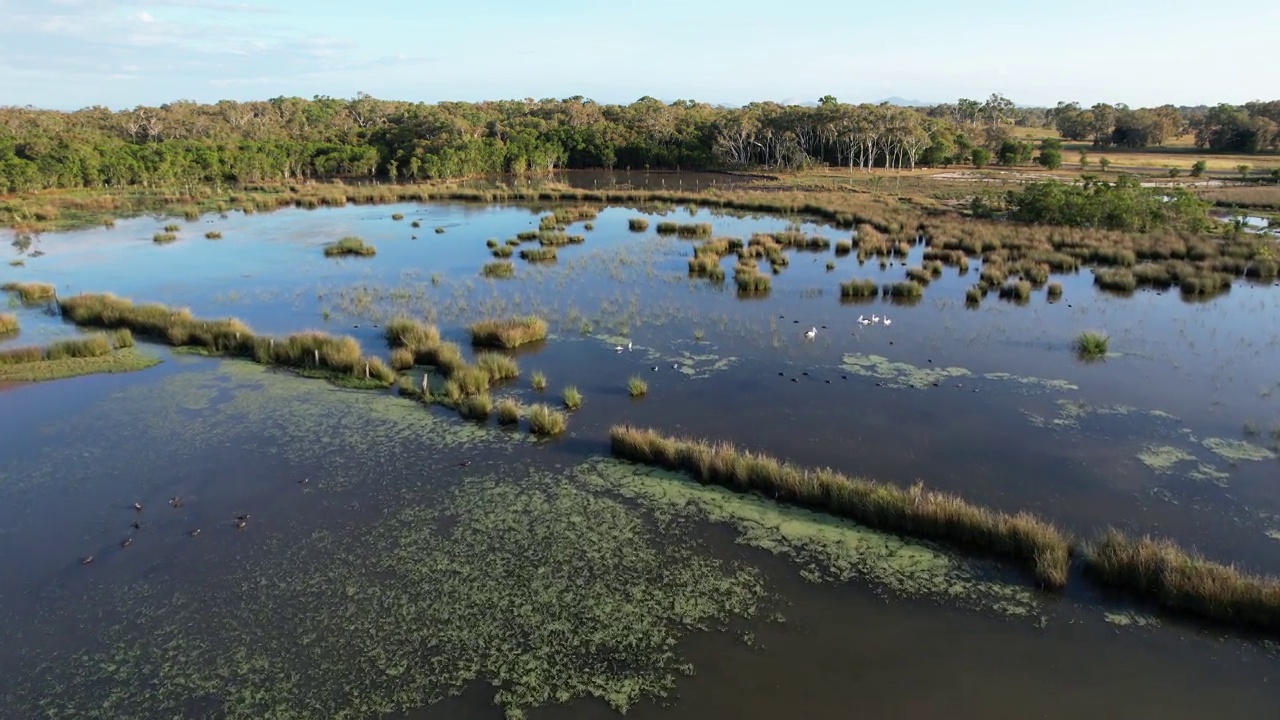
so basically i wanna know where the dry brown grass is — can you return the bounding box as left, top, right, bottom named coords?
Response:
left=468, top=316, right=548, bottom=349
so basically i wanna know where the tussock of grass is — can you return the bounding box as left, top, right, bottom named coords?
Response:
left=390, top=347, right=415, bottom=371
left=563, top=385, right=583, bottom=410
left=527, top=403, right=568, bottom=436
left=1093, top=268, right=1137, bottom=292
left=734, top=263, right=771, bottom=294
left=883, top=281, right=924, bottom=299
left=475, top=351, right=519, bottom=381
left=965, top=285, right=986, bottom=304
left=609, top=426, right=1072, bottom=587
left=1084, top=530, right=1280, bottom=632
left=1047, top=282, right=1064, bottom=298
left=839, top=279, right=879, bottom=298
left=2, top=280, right=56, bottom=302
left=627, top=218, right=650, bottom=232
left=481, top=261, right=515, bottom=279
left=1075, top=330, right=1109, bottom=358
left=457, top=392, right=493, bottom=421
left=205, top=231, right=223, bottom=239
left=391, top=213, right=405, bottom=221
left=628, top=376, right=648, bottom=397
left=519, top=247, right=557, bottom=263
left=0, top=313, right=17, bottom=335
left=163, top=224, right=180, bottom=232
left=834, top=239, right=853, bottom=256
left=491, top=245, right=514, bottom=259
left=152, top=232, right=177, bottom=244
left=323, top=236, right=376, bottom=257
left=468, top=316, right=548, bottom=349
left=434, top=226, right=446, bottom=234
left=905, top=267, right=933, bottom=285
left=998, top=280, right=1033, bottom=301
left=496, top=398, right=522, bottom=425
left=531, top=371, right=548, bottom=391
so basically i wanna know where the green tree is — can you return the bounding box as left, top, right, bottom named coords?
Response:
left=971, top=147, right=991, bottom=168
left=1099, top=157, right=1112, bottom=173
left=1036, top=138, right=1063, bottom=170
left=1190, top=160, right=1207, bottom=178
left=1237, top=164, right=1251, bottom=179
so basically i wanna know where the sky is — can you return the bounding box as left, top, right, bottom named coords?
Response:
left=2, top=0, right=1277, bottom=111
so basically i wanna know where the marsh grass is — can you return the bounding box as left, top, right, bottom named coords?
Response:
left=905, top=267, right=933, bottom=285
left=628, top=218, right=650, bottom=232
left=411, top=220, right=421, bottom=228
left=998, top=280, right=1033, bottom=302
left=469, top=316, right=548, bottom=348
left=496, top=397, right=522, bottom=425
left=1093, top=268, right=1137, bottom=293
left=434, top=226, right=446, bottom=234
left=391, top=213, right=405, bottom=221
left=734, top=263, right=771, bottom=294
left=390, top=347, right=415, bottom=371
left=883, top=281, right=924, bottom=299
left=628, top=376, right=648, bottom=397
left=1084, top=530, right=1280, bottom=632
left=491, top=245, right=514, bottom=258
left=563, top=386, right=583, bottom=410
left=1075, top=330, right=1109, bottom=358
left=839, top=279, right=879, bottom=298
left=527, top=403, right=568, bottom=435
left=324, top=237, right=376, bottom=257
left=965, top=285, right=986, bottom=304
left=457, top=392, right=493, bottom=421
left=519, top=247, right=557, bottom=263
left=475, top=351, right=519, bottom=381
left=1047, top=282, right=1064, bottom=299
left=152, top=233, right=177, bottom=244
left=205, top=231, right=223, bottom=239
left=608, top=426, right=1071, bottom=588
left=481, top=261, right=515, bottom=279
left=163, top=224, right=180, bottom=232
left=0, top=313, right=17, bottom=335
left=531, top=371, right=548, bottom=391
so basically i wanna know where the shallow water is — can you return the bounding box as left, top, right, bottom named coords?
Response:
left=2, top=200, right=1280, bottom=718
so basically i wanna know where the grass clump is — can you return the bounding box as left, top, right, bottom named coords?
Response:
left=628, top=376, right=648, bottom=397
left=965, top=285, right=986, bottom=304
left=519, top=247, right=557, bottom=263
left=163, top=224, right=180, bottom=232
left=411, top=220, right=421, bottom=228
left=495, top=397, right=522, bottom=425
left=1075, top=330, right=1109, bottom=358
left=628, top=218, right=650, bottom=232
left=152, top=232, right=177, bottom=244
left=527, top=403, right=568, bottom=436
left=491, top=245, right=514, bottom=258
left=481, top=261, right=515, bottom=279
left=434, top=226, right=446, bottom=234
left=2, top=282, right=56, bottom=303
left=457, top=392, right=493, bottom=421
left=323, top=236, right=376, bottom=257
left=839, top=279, right=879, bottom=298
left=608, top=426, right=1072, bottom=588
left=468, top=316, right=548, bottom=349
left=1084, top=530, right=1280, bottom=632
left=390, top=347, right=415, bottom=371
left=998, top=280, right=1033, bottom=302
left=475, top=351, right=519, bottom=381
left=531, top=371, right=548, bottom=391
left=205, top=231, right=223, bottom=239
left=1047, top=282, right=1064, bottom=299
left=391, top=213, right=405, bottom=221
left=1093, top=268, right=1137, bottom=293
left=563, top=385, right=583, bottom=410
left=883, top=281, right=924, bottom=299
left=0, top=313, right=17, bottom=335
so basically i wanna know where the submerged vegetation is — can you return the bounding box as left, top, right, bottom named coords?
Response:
left=608, top=425, right=1072, bottom=588
left=323, top=236, right=376, bottom=257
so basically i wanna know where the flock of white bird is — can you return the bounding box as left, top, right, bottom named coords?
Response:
left=804, top=313, right=890, bottom=340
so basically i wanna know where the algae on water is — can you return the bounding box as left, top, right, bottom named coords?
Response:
left=1200, top=437, right=1276, bottom=463
left=1136, top=445, right=1196, bottom=474
left=840, top=354, right=1075, bottom=393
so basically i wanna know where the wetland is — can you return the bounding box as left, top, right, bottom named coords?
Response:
left=3, top=183, right=1280, bottom=718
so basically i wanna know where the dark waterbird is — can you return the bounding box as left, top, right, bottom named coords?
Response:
left=169, top=496, right=183, bottom=508
left=131, top=520, right=141, bottom=530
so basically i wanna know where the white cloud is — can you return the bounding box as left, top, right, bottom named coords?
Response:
left=136, top=11, right=154, bottom=22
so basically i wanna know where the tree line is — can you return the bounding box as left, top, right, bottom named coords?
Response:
left=0, top=93, right=1276, bottom=193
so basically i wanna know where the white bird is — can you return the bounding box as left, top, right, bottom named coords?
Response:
left=883, top=316, right=892, bottom=326
left=614, top=345, right=624, bottom=352
left=871, top=314, right=880, bottom=324
left=627, top=341, right=633, bottom=351
left=804, top=327, right=817, bottom=340
left=857, top=314, right=867, bottom=323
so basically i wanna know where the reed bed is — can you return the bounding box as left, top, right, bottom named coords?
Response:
left=0, top=313, right=17, bottom=335
left=481, top=261, right=515, bottom=279
left=0, top=331, right=124, bottom=365
left=608, top=425, right=1072, bottom=588
left=2, top=282, right=56, bottom=303
left=323, top=236, right=376, bottom=257
left=457, top=392, right=493, bottom=421
left=527, top=403, right=568, bottom=436
left=468, top=316, right=548, bottom=348
left=491, top=245, right=514, bottom=258
left=519, top=247, right=557, bottom=263
left=839, top=279, right=879, bottom=298
left=1084, top=530, right=1280, bottom=632
left=496, top=398, right=522, bottom=425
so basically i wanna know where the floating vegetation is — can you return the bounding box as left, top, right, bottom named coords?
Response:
left=1186, top=463, right=1231, bottom=487
left=2, top=282, right=56, bottom=303
left=1200, top=437, right=1276, bottom=462
left=608, top=426, right=1072, bottom=588
left=1137, top=445, right=1197, bottom=474
left=1084, top=529, right=1280, bottom=633
left=979, top=373, right=1078, bottom=393
left=581, top=458, right=1038, bottom=615
left=323, top=236, right=376, bottom=257
left=468, top=316, right=548, bottom=349
left=841, top=353, right=971, bottom=389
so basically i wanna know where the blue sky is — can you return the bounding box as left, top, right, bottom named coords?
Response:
left=2, top=0, right=1277, bottom=110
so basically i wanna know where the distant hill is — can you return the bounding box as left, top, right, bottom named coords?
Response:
left=879, top=96, right=933, bottom=107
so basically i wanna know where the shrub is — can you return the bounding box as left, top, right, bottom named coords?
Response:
left=527, top=403, right=568, bottom=435
left=628, top=376, right=648, bottom=397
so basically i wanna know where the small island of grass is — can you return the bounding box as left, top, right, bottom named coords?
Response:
left=323, top=236, right=377, bottom=258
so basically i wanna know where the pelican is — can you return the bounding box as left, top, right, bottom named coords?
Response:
left=857, top=314, right=867, bottom=323
left=614, top=344, right=624, bottom=352
left=883, top=316, right=892, bottom=326
left=627, top=341, right=633, bottom=351
left=871, top=314, right=880, bottom=324
left=804, top=327, right=817, bottom=340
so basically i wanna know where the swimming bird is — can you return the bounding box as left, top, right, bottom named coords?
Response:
left=120, top=537, right=133, bottom=549
left=297, top=477, right=309, bottom=484
left=857, top=314, right=866, bottom=323
left=235, top=519, right=247, bottom=531
left=190, top=529, right=201, bottom=537
left=614, top=345, right=624, bottom=352
left=169, top=496, right=183, bottom=508
left=133, top=502, right=143, bottom=512
left=804, top=327, right=816, bottom=340
left=872, top=315, right=880, bottom=324
left=235, top=514, right=250, bottom=522
left=80, top=556, right=94, bottom=565
left=131, top=520, right=141, bottom=530
left=627, top=341, right=633, bottom=351
left=883, top=316, right=892, bottom=327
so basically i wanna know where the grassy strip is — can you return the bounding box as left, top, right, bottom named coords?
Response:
left=1084, top=530, right=1280, bottom=632
left=1, top=282, right=56, bottom=303
left=57, top=293, right=395, bottom=387
left=0, top=348, right=159, bottom=382
left=607, top=425, right=1071, bottom=588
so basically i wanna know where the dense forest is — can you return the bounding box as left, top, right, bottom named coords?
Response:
left=0, top=93, right=1276, bottom=193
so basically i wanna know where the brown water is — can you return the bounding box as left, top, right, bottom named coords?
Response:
left=1, top=201, right=1278, bottom=718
